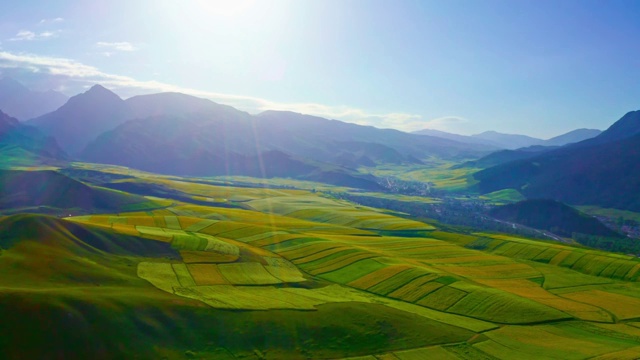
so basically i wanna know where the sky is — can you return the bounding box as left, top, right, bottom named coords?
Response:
left=0, top=0, right=639, bottom=138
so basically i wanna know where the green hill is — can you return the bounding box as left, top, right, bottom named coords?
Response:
left=0, top=169, right=158, bottom=214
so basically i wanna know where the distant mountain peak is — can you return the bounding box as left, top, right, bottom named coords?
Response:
left=474, top=130, right=535, bottom=137
left=0, top=78, right=69, bottom=120
left=84, top=84, right=119, bottom=98
left=0, top=76, right=28, bottom=92
left=88, top=84, right=108, bottom=91
left=475, top=130, right=499, bottom=136
left=27, top=84, right=128, bottom=155
left=471, top=131, right=543, bottom=150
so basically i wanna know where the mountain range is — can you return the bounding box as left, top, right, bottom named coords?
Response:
left=0, top=77, right=68, bottom=120
left=413, top=128, right=601, bottom=150
left=28, top=85, right=494, bottom=160
left=27, top=85, right=132, bottom=155
left=4, top=78, right=636, bottom=203
left=475, top=110, right=640, bottom=211
left=11, top=83, right=504, bottom=188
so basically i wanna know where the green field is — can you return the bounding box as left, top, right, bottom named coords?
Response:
left=577, top=206, right=640, bottom=223
left=364, top=161, right=481, bottom=191
left=3, top=164, right=640, bottom=358
left=480, top=189, right=526, bottom=204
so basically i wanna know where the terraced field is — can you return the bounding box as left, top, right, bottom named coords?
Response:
left=467, top=233, right=640, bottom=281
left=77, top=196, right=640, bottom=332
left=6, top=167, right=640, bottom=358
left=248, top=195, right=435, bottom=232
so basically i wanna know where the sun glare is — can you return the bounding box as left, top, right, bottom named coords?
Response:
left=198, top=0, right=257, bottom=16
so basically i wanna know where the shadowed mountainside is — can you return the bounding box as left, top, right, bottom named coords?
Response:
left=28, top=85, right=493, bottom=166
left=489, top=199, right=622, bottom=238
left=27, top=85, right=131, bottom=155
left=0, top=110, right=66, bottom=161
left=460, top=145, right=558, bottom=168
left=0, top=77, right=68, bottom=121
left=0, top=169, right=152, bottom=213
left=475, top=110, right=640, bottom=211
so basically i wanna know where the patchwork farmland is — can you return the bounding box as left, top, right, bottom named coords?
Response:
left=3, top=167, right=640, bottom=358
left=25, top=173, right=640, bottom=359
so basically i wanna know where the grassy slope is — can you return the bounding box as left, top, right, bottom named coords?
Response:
left=0, top=214, right=474, bottom=359
left=3, top=167, right=640, bottom=358
left=0, top=169, right=161, bottom=214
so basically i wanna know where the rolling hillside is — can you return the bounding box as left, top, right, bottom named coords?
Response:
left=4, top=169, right=640, bottom=358
left=0, top=169, right=157, bottom=214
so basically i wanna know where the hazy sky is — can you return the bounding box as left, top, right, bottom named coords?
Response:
left=0, top=0, right=639, bottom=138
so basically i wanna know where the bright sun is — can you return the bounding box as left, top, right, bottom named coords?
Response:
left=192, top=0, right=257, bottom=17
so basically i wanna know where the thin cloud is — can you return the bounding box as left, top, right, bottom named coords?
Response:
left=96, top=41, right=137, bottom=52
left=10, top=31, right=36, bottom=41
left=423, top=116, right=468, bottom=126
left=419, top=116, right=470, bottom=133
left=9, top=30, right=60, bottom=41
left=39, top=31, right=58, bottom=39
left=0, top=51, right=430, bottom=131
left=39, top=17, right=64, bottom=24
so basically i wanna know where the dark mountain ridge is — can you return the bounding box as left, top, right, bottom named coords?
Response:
left=475, top=110, right=640, bottom=211
left=489, top=199, right=622, bottom=239
left=81, top=114, right=384, bottom=190
left=565, top=110, right=640, bottom=149
left=460, top=145, right=559, bottom=169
